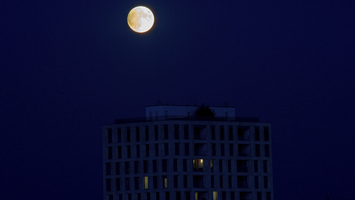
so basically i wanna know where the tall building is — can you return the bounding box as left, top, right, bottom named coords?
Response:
left=103, top=105, right=273, bottom=200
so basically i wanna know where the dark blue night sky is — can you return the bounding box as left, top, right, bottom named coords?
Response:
left=1, top=1, right=354, bottom=199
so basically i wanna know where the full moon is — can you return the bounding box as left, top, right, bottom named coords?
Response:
left=127, top=6, right=154, bottom=33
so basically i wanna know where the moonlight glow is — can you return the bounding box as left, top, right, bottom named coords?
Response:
left=127, top=6, right=154, bottom=33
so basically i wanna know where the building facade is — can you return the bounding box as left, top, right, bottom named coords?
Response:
left=103, top=105, right=273, bottom=200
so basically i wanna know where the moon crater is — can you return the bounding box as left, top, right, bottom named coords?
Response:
left=127, top=6, right=154, bottom=33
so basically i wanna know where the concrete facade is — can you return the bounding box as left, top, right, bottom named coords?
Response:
left=103, top=106, right=273, bottom=200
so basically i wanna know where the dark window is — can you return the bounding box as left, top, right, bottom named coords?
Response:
left=138, top=193, right=141, bottom=200
left=212, top=144, right=216, bottom=156
left=153, top=176, right=158, bottom=189
left=173, top=159, right=178, bottom=172
left=106, top=163, right=111, bottom=175
left=137, top=145, right=140, bottom=158
left=116, top=178, right=120, bottom=191
left=175, top=143, right=179, bottom=155
left=164, top=143, right=169, bottom=156
left=115, top=162, right=120, bottom=175
left=144, top=160, right=148, bottom=173
left=229, top=144, right=234, bottom=156
left=174, top=175, right=178, bottom=188
left=134, top=161, right=139, bottom=174
left=257, top=192, right=262, bottom=200
left=254, top=160, right=258, bottom=172
left=263, top=160, right=268, bottom=173
left=153, top=160, right=157, bottom=172
left=174, top=124, right=179, bottom=139
left=146, top=144, right=149, bottom=157
left=154, top=125, right=159, bottom=140
left=255, top=144, right=260, bottom=157
left=229, top=126, right=233, bottom=140
left=184, top=143, right=189, bottom=155
left=135, top=177, right=139, bottom=189
left=229, top=176, right=232, bottom=188
left=128, top=194, right=132, bottom=200
left=222, top=192, right=226, bottom=200
left=264, top=176, right=268, bottom=188
left=106, top=179, right=111, bottom=191
left=125, top=178, right=129, bottom=190
left=164, top=125, right=168, bottom=139
left=183, top=159, right=187, bottom=172
left=117, top=146, right=121, bottom=159
left=119, top=194, right=122, bottom=200
left=219, top=159, right=223, bottom=172
left=228, top=160, right=231, bottom=172
left=126, top=128, right=131, bottom=142
left=125, top=161, right=129, bottom=174
left=109, top=195, right=113, bottom=200
left=127, top=145, right=131, bottom=158
left=255, top=126, right=260, bottom=141
left=237, top=160, right=248, bottom=172
left=117, top=128, right=122, bottom=143
left=185, top=191, right=190, bottom=200
left=108, top=147, right=112, bottom=159
left=220, top=126, right=224, bottom=140
left=221, top=144, right=225, bottom=156
left=183, top=175, right=188, bottom=188
left=166, top=192, right=170, bottom=200
left=266, top=192, right=271, bottom=200
left=176, top=192, right=181, bottom=200
left=145, top=126, right=149, bottom=141
left=156, top=192, right=160, bottom=200
left=162, top=159, right=167, bottom=172
left=231, top=192, right=235, bottom=200
left=211, top=125, right=216, bottom=140
left=155, top=144, right=159, bottom=156
left=255, top=176, right=259, bottom=188
left=136, top=127, right=140, bottom=141
left=108, top=129, right=112, bottom=143
left=147, top=193, right=150, bottom=200
left=211, top=175, right=214, bottom=188
left=220, top=175, right=223, bottom=188
left=265, top=145, right=270, bottom=157
left=184, top=125, right=189, bottom=139
left=264, top=127, right=269, bottom=141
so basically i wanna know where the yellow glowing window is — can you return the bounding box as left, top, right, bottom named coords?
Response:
left=144, top=176, right=148, bottom=189
left=213, top=191, right=218, bottom=200
left=195, top=192, right=198, bottom=200
left=193, top=159, right=204, bottom=171
left=164, top=177, right=168, bottom=188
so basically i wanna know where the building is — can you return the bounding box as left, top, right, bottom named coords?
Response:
left=103, top=105, right=273, bottom=200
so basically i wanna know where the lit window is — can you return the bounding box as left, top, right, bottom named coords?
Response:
left=213, top=191, right=218, bottom=200
left=163, top=176, right=168, bottom=188
left=193, top=159, right=204, bottom=171
left=144, top=176, right=148, bottom=189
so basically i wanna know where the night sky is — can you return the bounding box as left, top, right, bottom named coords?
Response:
left=1, top=0, right=354, bottom=199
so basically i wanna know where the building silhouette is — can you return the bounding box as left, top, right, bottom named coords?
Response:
left=103, top=105, right=273, bottom=200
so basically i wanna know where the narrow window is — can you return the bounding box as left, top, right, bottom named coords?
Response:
left=134, top=161, right=139, bottom=174
left=176, top=192, right=181, bottom=200
left=138, top=193, right=141, bottom=200
left=155, top=144, right=159, bottom=156
left=183, top=175, right=187, bottom=188
left=166, top=192, right=170, bottom=200
left=266, top=192, right=271, bottom=200
left=162, top=175, right=168, bottom=188
left=127, top=145, right=131, bottom=158
left=175, top=143, right=179, bottom=155
left=173, top=159, right=178, bottom=172
left=153, top=176, right=158, bottom=189
left=106, top=179, right=111, bottom=192
left=212, top=144, right=216, bottom=156
left=229, top=126, right=233, bottom=140
left=186, top=191, right=190, bottom=200
left=255, top=126, right=260, bottom=141
left=257, top=192, right=262, bottom=200
left=229, top=144, right=233, bottom=156
left=105, top=163, right=111, bottom=175
left=125, top=177, right=129, bottom=190
left=228, top=176, right=232, bottom=188
left=219, top=159, right=223, bottom=172
left=264, top=176, right=268, bottom=188
left=126, top=127, right=131, bottom=142
left=255, top=144, right=260, bottom=157
left=254, top=160, right=258, bottom=172
left=183, top=159, right=187, bottom=172
left=115, top=162, right=120, bottom=175
left=144, top=176, right=148, bottom=189
left=135, top=177, right=139, bottom=189
left=210, top=160, right=214, bottom=172
left=164, top=143, right=169, bottom=156
left=184, top=143, right=189, bottom=155
left=145, top=126, right=149, bottom=141
left=153, top=160, right=157, bottom=172
left=109, top=195, right=113, bottom=200
left=263, top=160, right=268, bottom=173
left=228, top=160, right=231, bottom=172
left=213, top=191, right=217, bottom=200
left=174, top=124, right=179, bottom=139
left=116, top=178, right=120, bottom=191
left=117, top=128, right=122, bottom=143
left=211, top=125, right=216, bottom=140
left=144, top=160, right=148, bottom=173
left=125, top=161, right=129, bottom=174
left=117, top=146, right=121, bottom=159
left=136, top=145, right=140, bottom=158
left=255, top=176, right=259, bottom=188
left=162, top=159, right=167, bottom=172
left=265, top=145, right=270, bottom=157
left=264, top=127, right=269, bottom=141
left=174, top=175, right=178, bottom=188
left=154, top=125, right=159, bottom=140
left=211, top=175, right=214, bottom=188
left=222, top=192, right=226, bottom=200
left=164, top=124, right=169, bottom=140
left=107, top=128, right=112, bottom=143
left=147, top=193, right=150, bottom=200
left=108, top=147, right=112, bottom=159
left=136, top=127, right=140, bottom=141
left=219, top=175, right=223, bottom=188
left=146, top=144, right=149, bottom=157
left=184, top=125, right=189, bottom=139
left=128, top=194, right=132, bottom=200
left=156, top=192, right=160, bottom=200
left=220, top=126, right=224, bottom=140
left=221, top=144, right=225, bottom=156
left=231, top=192, right=235, bottom=200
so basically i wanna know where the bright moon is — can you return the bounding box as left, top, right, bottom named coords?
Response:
left=127, top=6, right=154, bottom=33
